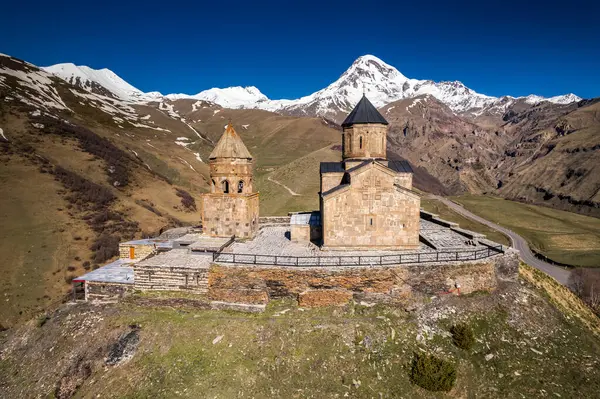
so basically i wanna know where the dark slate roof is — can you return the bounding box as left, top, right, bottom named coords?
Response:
left=388, top=160, right=413, bottom=173
left=321, top=184, right=350, bottom=198
left=320, top=162, right=344, bottom=174
left=342, top=95, right=389, bottom=127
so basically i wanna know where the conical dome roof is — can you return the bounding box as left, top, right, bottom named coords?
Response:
left=209, top=124, right=253, bottom=160
left=342, top=95, right=388, bottom=127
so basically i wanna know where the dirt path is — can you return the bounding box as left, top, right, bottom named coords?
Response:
left=268, top=175, right=300, bottom=196
left=432, top=196, right=572, bottom=285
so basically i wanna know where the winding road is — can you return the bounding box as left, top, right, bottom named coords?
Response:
left=432, top=196, right=572, bottom=285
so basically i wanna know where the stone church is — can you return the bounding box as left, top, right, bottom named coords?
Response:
left=200, top=124, right=259, bottom=238
left=319, top=95, right=420, bottom=249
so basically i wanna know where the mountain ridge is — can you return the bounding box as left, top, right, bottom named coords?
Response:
left=41, top=54, right=583, bottom=121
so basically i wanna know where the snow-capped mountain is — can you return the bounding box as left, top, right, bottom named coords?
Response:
left=42, top=55, right=582, bottom=120
left=256, top=55, right=581, bottom=120
left=165, top=86, right=269, bottom=108
left=42, top=63, right=162, bottom=102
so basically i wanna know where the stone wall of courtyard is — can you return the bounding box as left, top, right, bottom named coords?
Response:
left=207, top=251, right=519, bottom=307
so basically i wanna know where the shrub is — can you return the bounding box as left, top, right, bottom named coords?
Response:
left=53, top=166, right=115, bottom=209
left=33, top=116, right=132, bottom=187
left=450, top=323, right=475, bottom=350
left=409, top=352, right=456, bottom=392
left=37, top=314, right=51, bottom=327
left=90, top=234, right=120, bottom=264
left=175, top=188, right=197, bottom=211
left=82, top=261, right=91, bottom=270
left=67, top=266, right=76, bottom=272
left=569, top=268, right=600, bottom=315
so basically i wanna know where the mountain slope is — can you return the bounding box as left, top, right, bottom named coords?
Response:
left=0, top=53, right=347, bottom=326
left=42, top=63, right=162, bottom=102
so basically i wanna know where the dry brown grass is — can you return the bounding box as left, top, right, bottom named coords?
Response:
left=519, top=263, right=600, bottom=336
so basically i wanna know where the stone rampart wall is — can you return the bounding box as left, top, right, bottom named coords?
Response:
left=207, top=251, right=519, bottom=308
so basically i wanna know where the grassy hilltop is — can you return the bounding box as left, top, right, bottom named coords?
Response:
left=1, top=264, right=599, bottom=398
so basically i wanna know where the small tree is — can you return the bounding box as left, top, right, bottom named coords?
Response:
left=450, top=323, right=475, bottom=350
left=409, top=352, right=456, bottom=392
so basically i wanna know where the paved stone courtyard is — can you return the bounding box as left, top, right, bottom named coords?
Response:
left=228, top=218, right=498, bottom=258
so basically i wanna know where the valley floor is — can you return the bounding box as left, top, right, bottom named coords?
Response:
left=1, top=265, right=599, bottom=398
left=451, top=195, right=600, bottom=267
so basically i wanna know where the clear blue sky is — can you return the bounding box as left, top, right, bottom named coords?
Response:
left=2, top=0, right=599, bottom=99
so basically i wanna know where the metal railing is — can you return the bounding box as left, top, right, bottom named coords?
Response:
left=212, top=245, right=504, bottom=267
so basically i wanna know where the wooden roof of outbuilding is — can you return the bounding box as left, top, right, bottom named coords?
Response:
left=341, top=95, right=389, bottom=127
left=209, top=124, right=253, bottom=160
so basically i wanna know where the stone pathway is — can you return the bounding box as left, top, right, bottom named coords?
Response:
left=267, top=175, right=301, bottom=196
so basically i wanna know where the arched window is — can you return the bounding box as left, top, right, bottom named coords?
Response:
left=238, top=180, right=244, bottom=193
left=359, top=136, right=363, bottom=149
left=211, top=179, right=216, bottom=192
left=222, top=180, right=230, bottom=194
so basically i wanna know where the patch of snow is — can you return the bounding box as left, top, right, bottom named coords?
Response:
left=213, top=109, right=221, bottom=115
left=175, top=141, right=190, bottom=147
left=194, top=152, right=203, bottom=163
left=42, top=63, right=162, bottom=102
left=140, top=114, right=151, bottom=120
left=130, top=122, right=171, bottom=132
left=30, top=109, right=41, bottom=117
left=242, top=124, right=249, bottom=129
left=177, top=156, right=197, bottom=172
left=191, top=101, right=203, bottom=112
left=176, top=137, right=190, bottom=141
left=31, top=123, right=44, bottom=129
left=0, top=65, right=70, bottom=111
left=0, top=128, right=7, bottom=141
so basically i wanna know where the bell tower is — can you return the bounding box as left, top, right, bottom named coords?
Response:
left=208, top=123, right=254, bottom=194
left=341, top=94, right=389, bottom=169
left=201, top=123, right=259, bottom=238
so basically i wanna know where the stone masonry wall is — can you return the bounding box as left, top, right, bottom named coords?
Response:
left=119, top=243, right=155, bottom=260
left=394, top=173, right=413, bottom=190
left=321, top=172, right=344, bottom=193
left=322, top=165, right=420, bottom=249
left=86, top=282, right=131, bottom=301
left=207, top=252, right=519, bottom=307
left=135, top=265, right=208, bottom=294
left=201, top=193, right=259, bottom=238
left=342, top=123, right=387, bottom=159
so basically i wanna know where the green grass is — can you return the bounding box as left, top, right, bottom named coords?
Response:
left=3, top=279, right=600, bottom=398
left=452, top=195, right=600, bottom=267
left=421, top=198, right=511, bottom=247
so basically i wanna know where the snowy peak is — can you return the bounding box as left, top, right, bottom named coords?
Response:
left=166, top=86, right=270, bottom=108
left=41, top=54, right=583, bottom=119
left=546, top=93, right=582, bottom=104
left=42, top=63, right=162, bottom=102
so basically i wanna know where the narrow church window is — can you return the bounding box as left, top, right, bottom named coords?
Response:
left=222, top=180, right=230, bottom=193
left=370, top=218, right=373, bottom=226
left=359, top=136, right=363, bottom=149
left=238, top=180, right=244, bottom=193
